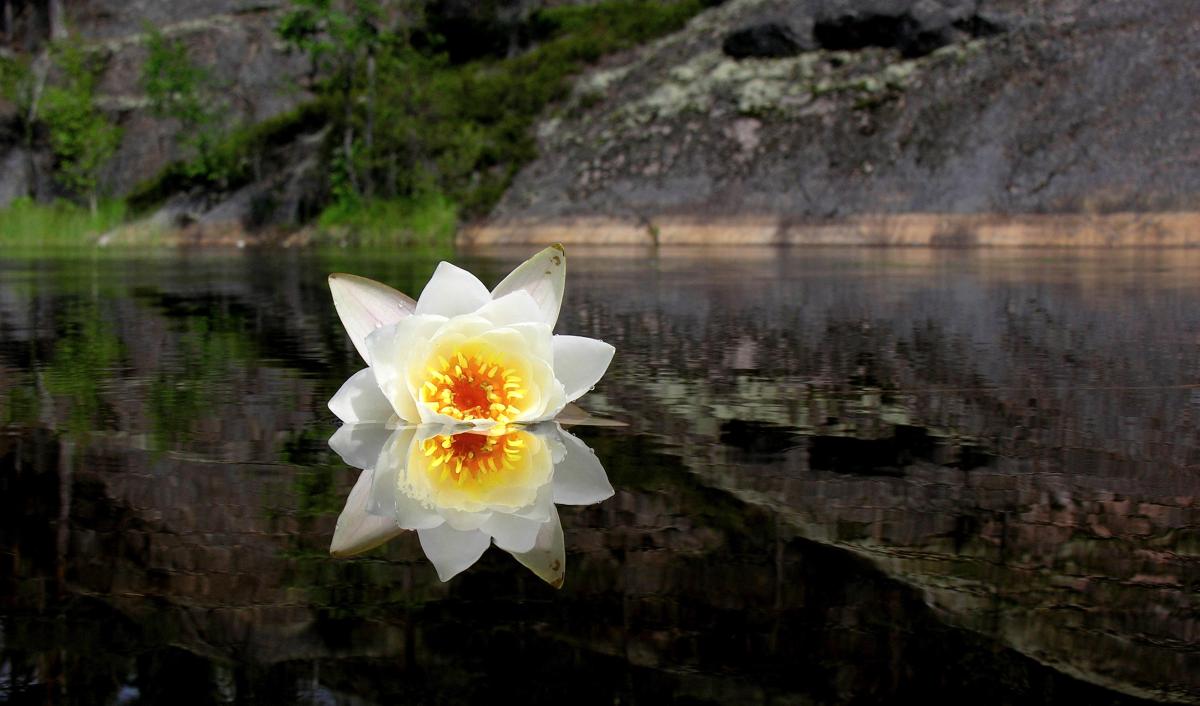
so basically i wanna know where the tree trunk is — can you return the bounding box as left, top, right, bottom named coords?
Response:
left=2, top=1, right=12, bottom=46
left=364, top=50, right=376, bottom=198
left=89, top=192, right=97, bottom=216
left=47, top=0, right=66, bottom=41
left=342, top=86, right=359, bottom=195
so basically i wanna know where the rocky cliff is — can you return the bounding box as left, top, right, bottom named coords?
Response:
left=471, top=0, right=1200, bottom=245
left=4, top=1, right=1198, bottom=245
left=0, top=0, right=316, bottom=227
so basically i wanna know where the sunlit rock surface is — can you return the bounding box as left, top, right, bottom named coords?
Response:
left=481, top=0, right=1200, bottom=240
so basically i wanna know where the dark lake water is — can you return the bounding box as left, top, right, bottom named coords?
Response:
left=2, top=247, right=1199, bottom=705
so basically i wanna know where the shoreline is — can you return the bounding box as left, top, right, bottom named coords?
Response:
left=461, top=212, right=1200, bottom=248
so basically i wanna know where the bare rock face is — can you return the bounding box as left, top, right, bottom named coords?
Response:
left=0, top=0, right=310, bottom=204
left=484, top=0, right=1200, bottom=232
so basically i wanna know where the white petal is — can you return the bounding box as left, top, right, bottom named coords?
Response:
left=491, top=244, right=566, bottom=328
left=329, top=273, right=416, bottom=362
left=328, top=423, right=392, bottom=470
left=417, top=525, right=491, bottom=581
left=552, top=428, right=614, bottom=505
left=367, top=429, right=443, bottom=530
left=481, top=512, right=543, bottom=553
left=474, top=291, right=544, bottom=327
left=415, top=262, right=492, bottom=318
left=394, top=493, right=446, bottom=530
left=330, top=468, right=406, bottom=558
left=328, top=368, right=396, bottom=424
left=365, top=316, right=446, bottom=423
left=552, top=335, right=615, bottom=402
left=507, top=507, right=566, bottom=588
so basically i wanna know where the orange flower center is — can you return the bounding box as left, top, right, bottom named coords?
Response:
left=419, top=347, right=528, bottom=423
left=420, top=431, right=527, bottom=485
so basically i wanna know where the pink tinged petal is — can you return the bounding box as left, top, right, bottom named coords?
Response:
left=552, top=429, right=614, bottom=505
left=328, top=368, right=396, bottom=424
left=481, top=512, right=543, bottom=553
left=414, top=262, right=492, bottom=318
left=474, top=290, right=544, bottom=327
left=330, top=468, right=407, bottom=558
left=508, top=507, right=566, bottom=588
left=329, top=274, right=415, bottom=362
left=417, top=525, right=492, bottom=581
left=552, top=335, right=616, bottom=402
left=491, top=244, right=567, bottom=328
left=328, top=423, right=392, bottom=470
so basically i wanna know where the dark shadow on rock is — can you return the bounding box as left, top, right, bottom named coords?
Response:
left=722, top=22, right=810, bottom=59
left=808, top=424, right=939, bottom=476
left=719, top=419, right=802, bottom=459
left=813, top=9, right=1004, bottom=58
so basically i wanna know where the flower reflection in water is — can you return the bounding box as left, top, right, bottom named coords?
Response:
left=328, top=422, right=613, bottom=586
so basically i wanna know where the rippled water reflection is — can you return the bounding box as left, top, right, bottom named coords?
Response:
left=2, top=248, right=1198, bottom=704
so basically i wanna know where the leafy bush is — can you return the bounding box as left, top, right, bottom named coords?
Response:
left=39, top=43, right=122, bottom=213
left=140, top=26, right=230, bottom=181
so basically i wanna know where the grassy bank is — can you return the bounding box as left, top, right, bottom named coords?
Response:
left=0, top=198, right=128, bottom=247
left=314, top=193, right=458, bottom=246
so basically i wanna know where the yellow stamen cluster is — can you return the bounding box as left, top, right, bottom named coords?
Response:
left=419, top=348, right=527, bottom=422
left=420, top=432, right=527, bottom=485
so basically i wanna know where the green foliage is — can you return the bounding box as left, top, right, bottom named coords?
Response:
left=146, top=314, right=257, bottom=450
left=40, top=43, right=122, bottom=211
left=140, top=26, right=229, bottom=180
left=315, top=192, right=457, bottom=245
left=43, top=298, right=127, bottom=438
left=125, top=0, right=712, bottom=242
left=0, top=197, right=126, bottom=246
left=273, top=0, right=711, bottom=225
left=127, top=100, right=331, bottom=211
left=0, top=53, right=34, bottom=110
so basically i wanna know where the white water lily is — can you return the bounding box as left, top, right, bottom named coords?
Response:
left=328, top=422, right=614, bottom=586
left=327, top=245, right=615, bottom=428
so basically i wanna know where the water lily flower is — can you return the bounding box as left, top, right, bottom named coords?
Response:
left=327, top=246, right=615, bottom=428
left=328, top=422, right=614, bottom=586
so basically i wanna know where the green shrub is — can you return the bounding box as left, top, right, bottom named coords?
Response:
left=40, top=42, right=122, bottom=213
left=140, top=25, right=229, bottom=181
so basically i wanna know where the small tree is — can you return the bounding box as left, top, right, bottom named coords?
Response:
left=40, top=42, right=121, bottom=213
left=140, top=26, right=227, bottom=180
left=278, top=0, right=421, bottom=202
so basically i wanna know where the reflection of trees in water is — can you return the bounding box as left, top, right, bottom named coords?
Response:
left=1, top=429, right=1165, bottom=706
left=1, top=252, right=1198, bottom=703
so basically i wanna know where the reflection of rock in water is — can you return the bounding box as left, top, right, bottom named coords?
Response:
left=2, top=251, right=1200, bottom=703
left=0, top=429, right=1167, bottom=706
left=552, top=252, right=1200, bottom=704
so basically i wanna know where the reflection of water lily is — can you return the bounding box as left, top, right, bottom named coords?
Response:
left=328, top=423, right=613, bottom=586
left=328, top=246, right=614, bottom=427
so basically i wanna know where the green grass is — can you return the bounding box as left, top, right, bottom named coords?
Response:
left=314, top=193, right=459, bottom=246
left=0, top=197, right=127, bottom=247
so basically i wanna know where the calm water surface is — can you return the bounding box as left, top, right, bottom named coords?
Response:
left=2, top=248, right=1198, bottom=705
